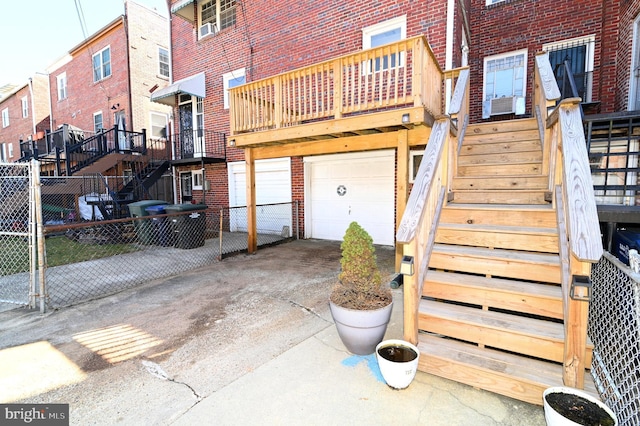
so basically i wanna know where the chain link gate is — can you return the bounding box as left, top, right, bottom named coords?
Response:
left=589, top=252, right=640, bottom=425
left=0, top=161, right=39, bottom=310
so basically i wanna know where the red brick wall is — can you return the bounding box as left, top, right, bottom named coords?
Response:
left=0, top=75, right=49, bottom=161
left=468, top=0, right=621, bottom=121
left=50, top=19, right=130, bottom=133
left=168, top=0, right=454, bottom=220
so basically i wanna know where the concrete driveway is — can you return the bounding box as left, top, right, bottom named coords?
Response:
left=0, top=239, right=545, bottom=425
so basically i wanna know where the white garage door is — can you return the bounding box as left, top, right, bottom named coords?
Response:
left=305, top=150, right=395, bottom=245
left=228, top=158, right=292, bottom=235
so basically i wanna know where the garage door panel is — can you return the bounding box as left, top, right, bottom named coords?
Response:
left=306, top=151, right=394, bottom=246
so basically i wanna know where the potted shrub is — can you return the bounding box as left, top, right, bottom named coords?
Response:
left=329, top=221, right=393, bottom=355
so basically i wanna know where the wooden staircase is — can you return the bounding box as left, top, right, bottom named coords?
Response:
left=414, top=118, right=596, bottom=405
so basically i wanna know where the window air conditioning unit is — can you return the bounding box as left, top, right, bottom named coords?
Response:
left=490, top=96, right=517, bottom=115
left=199, top=23, right=216, bottom=38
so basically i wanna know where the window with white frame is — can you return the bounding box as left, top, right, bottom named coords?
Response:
left=93, top=46, right=111, bottom=82
left=193, top=169, right=204, bottom=190
left=2, top=108, right=9, bottom=128
left=21, top=97, right=28, bottom=118
left=8, top=143, right=13, bottom=158
left=543, top=35, right=595, bottom=103
left=482, top=49, right=527, bottom=118
left=362, top=15, right=407, bottom=73
left=57, top=73, right=67, bottom=100
left=198, top=0, right=236, bottom=38
left=93, top=112, right=104, bottom=132
left=150, top=112, right=168, bottom=139
left=409, top=150, right=424, bottom=183
left=486, top=0, right=506, bottom=4
left=1, top=143, right=6, bottom=161
left=158, top=47, right=170, bottom=78
left=223, top=68, right=246, bottom=109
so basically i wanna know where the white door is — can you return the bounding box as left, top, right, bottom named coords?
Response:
left=305, top=151, right=395, bottom=246
left=228, top=158, right=292, bottom=235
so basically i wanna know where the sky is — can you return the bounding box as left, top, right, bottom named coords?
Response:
left=0, top=0, right=169, bottom=87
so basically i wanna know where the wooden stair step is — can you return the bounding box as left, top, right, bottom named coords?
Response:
left=451, top=175, right=548, bottom=191
left=423, top=269, right=563, bottom=319
left=456, top=163, right=542, bottom=177
left=430, top=243, right=561, bottom=283
left=461, top=129, right=541, bottom=148
left=457, top=150, right=542, bottom=166
left=419, top=299, right=565, bottom=363
left=416, top=334, right=598, bottom=406
left=435, top=223, right=559, bottom=253
left=439, top=204, right=556, bottom=228
left=450, top=190, right=550, bottom=205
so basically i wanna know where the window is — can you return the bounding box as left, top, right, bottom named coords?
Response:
left=486, top=0, right=506, bottom=4
left=199, top=0, right=236, bottom=38
left=362, top=15, right=407, bottom=72
left=1, top=143, right=6, bottom=161
left=543, top=35, right=595, bottom=103
left=158, top=47, right=170, bottom=78
left=93, top=47, right=111, bottom=82
left=150, top=112, right=168, bottom=138
left=223, top=68, right=246, bottom=109
left=8, top=143, right=13, bottom=158
left=57, top=73, right=67, bottom=100
left=93, top=112, right=104, bottom=132
left=193, top=170, right=204, bottom=190
left=21, top=97, right=28, bottom=118
left=2, top=108, right=9, bottom=128
left=482, top=49, right=527, bottom=118
left=409, top=151, right=424, bottom=183
left=180, top=171, right=192, bottom=202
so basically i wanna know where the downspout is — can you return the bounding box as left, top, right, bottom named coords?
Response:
left=123, top=9, right=133, bottom=132
left=166, top=0, right=179, bottom=204
left=28, top=78, right=37, bottom=135
left=444, top=0, right=455, bottom=113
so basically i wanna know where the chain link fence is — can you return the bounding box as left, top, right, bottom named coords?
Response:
left=589, top=252, right=640, bottom=425
left=1, top=165, right=299, bottom=310
left=0, top=162, right=34, bottom=308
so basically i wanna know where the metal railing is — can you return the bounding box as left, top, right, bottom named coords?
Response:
left=584, top=112, right=640, bottom=206
left=170, top=129, right=226, bottom=161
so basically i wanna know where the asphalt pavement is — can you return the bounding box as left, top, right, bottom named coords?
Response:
left=0, top=239, right=546, bottom=425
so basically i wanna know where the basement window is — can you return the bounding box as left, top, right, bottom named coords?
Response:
left=409, top=150, right=424, bottom=183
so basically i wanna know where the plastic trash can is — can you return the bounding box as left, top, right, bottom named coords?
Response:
left=128, top=200, right=169, bottom=245
left=164, top=204, right=207, bottom=249
left=145, top=205, right=173, bottom=246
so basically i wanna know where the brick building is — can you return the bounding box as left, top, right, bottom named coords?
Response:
left=468, top=0, right=640, bottom=121
left=155, top=0, right=467, bottom=244
left=48, top=1, right=171, bottom=141
left=0, top=75, right=50, bottom=162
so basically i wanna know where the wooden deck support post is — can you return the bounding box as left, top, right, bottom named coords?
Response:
left=563, top=257, right=590, bottom=389
left=396, top=129, right=409, bottom=272
left=246, top=148, right=257, bottom=254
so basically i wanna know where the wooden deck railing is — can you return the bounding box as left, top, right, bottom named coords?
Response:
left=396, top=119, right=451, bottom=343
left=229, top=35, right=443, bottom=135
left=534, top=52, right=604, bottom=389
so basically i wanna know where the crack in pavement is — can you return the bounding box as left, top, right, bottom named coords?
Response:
left=142, top=360, right=203, bottom=402
left=287, top=299, right=329, bottom=322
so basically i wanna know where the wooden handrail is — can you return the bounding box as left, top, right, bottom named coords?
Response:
left=396, top=118, right=450, bottom=344
left=229, top=35, right=442, bottom=135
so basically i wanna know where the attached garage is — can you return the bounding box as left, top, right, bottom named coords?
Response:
left=304, top=150, right=395, bottom=246
left=228, top=158, right=292, bottom=235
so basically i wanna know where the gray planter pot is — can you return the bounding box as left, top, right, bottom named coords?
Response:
left=329, top=300, right=393, bottom=355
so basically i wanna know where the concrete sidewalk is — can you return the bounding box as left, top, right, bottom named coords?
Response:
left=0, top=239, right=545, bottom=425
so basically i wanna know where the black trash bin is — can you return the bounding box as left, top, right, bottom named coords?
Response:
left=128, top=200, right=169, bottom=245
left=165, top=204, right=207, bottom=249
left=145, top=205, right=173, bottom=246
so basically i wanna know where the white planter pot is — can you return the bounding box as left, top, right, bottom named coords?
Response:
left=375, top=339, right=419, bottom=389
left=543, top=387, right=617, bottom=426
left=329, top=301, right=393, bottom=355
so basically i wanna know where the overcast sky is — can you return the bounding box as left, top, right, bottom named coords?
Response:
left=0, top=0, right=169, bottom=87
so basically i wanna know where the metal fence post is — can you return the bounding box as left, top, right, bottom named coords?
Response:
left=218, top=209, right=223, bottom=261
